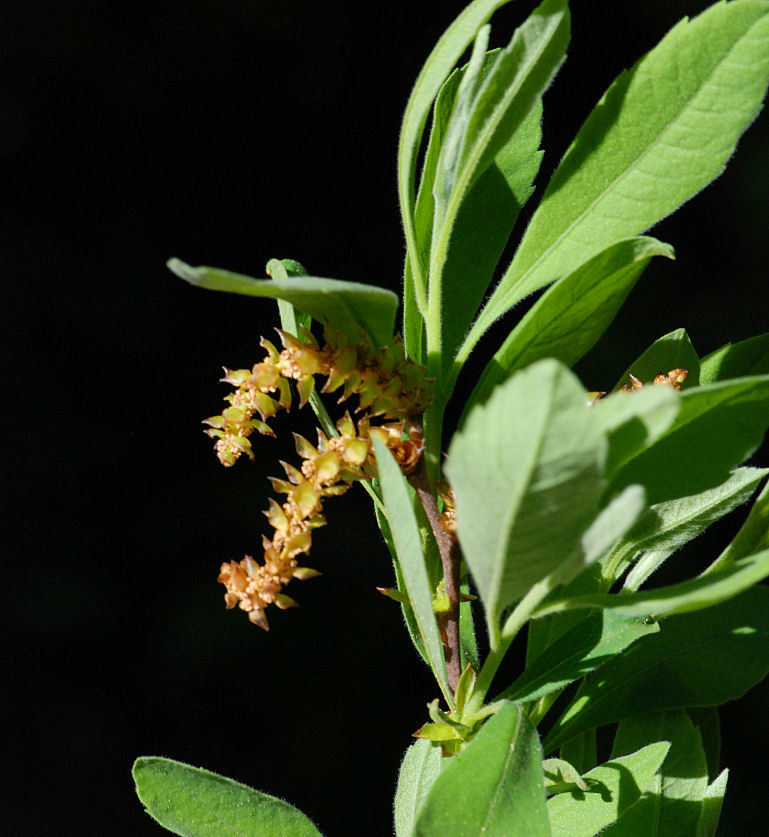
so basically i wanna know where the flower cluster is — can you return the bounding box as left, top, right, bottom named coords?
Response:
left=204, top=327, right=432, bottom=467
left=210, top=327, right=432, bottom=629
left=621, top=367, right=688, bottom=392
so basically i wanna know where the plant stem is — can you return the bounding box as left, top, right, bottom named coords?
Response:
left=464, top=578, right=555, bottom=718
left=411, top=461, right=462, bottom=693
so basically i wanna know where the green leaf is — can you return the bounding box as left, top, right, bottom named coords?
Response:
left=374, top=502, right=429, bottom=667
left=469, top=0, right=769, bottom=344
left=613, top=328, right=701, bottom=392
left=607, top=710, right=708, bottom=836
left=591, top=386, right=680, bottom=478
left=465, top=237, right=674, bottom=416
left=398, top=0, right=520, bottom=317
left=713, top=479, right=769, bottom=568
left=266, top=258, right=312, bottom=336
left=449, top=0, right=567, bottom=202
left=609, top=375, right=769, bottom=505
left=686, top=708, right=721, bottom=783
left=394, top=740, right=443, bottom=837
left=699, top=332, right=769, bottom=383
left=446, top=359, right=606, bottom=643
left=547, top=742, right=670, bottom=837
left=132, top=757, right=322, bottom=837
left=438, top=102, right=544, bottom=377
left=696, top=768, right=729, bottom=837
left=428, top=0, right=569, bottom=379
left=500, top=611, right=659, bottom=704
left=373, top=439, right=453, bottom=708
left=542, top=758, right=589, bottom=794
left=535, top=550, right=769, bottom=620
left=615, top=467, right=769, bottom=590
left=414, top=702, right=550, bottom=836
left=543, top=586, right=769, bottom=753
left=168, top=258, right=398, bottom=347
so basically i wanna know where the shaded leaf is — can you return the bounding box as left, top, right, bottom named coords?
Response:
left=535, top=551, right=769, bottom=620
left=697, top=769, right=729, bottom=837
left=699, top=332, right=769, bottom=383
left=617, top=467, right=769, bottom=590
left=609, top=375, right=769, bottom=504
left=608, top=710, right=708, bottom=836
left=169, top=258, right=397, bottom=347
left=465, top=237, right=673, bottom=415
left=500, top=610, right=658, bottom=704
left=543, top=586, right=769, bottom=753
left=547, top=742, right=670, bottom=837
left=713, top=479, right=769, bottom=568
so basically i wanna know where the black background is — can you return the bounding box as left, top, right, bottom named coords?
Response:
left=6, top=0, right=769, bottom=833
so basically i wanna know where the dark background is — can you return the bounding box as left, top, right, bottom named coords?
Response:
left=5, top=0, right=769, bottom=833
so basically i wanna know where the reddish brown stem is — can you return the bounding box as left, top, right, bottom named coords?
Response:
left=411, top=462, right=462, bottom=693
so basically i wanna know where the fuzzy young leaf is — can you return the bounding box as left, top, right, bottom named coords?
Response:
left=169, top=258, right=398, bottom=347
left=266, top=257, right=312, bottom=337
left=547, top=742, right=670, bottom=837
left=500, top=610, right=658, bottom=704
left=374, top=439, right=453, bottom=706
left=446, top=359, right=606, bottom=643
left=699, top=332, right=769, bottom=383
left=467, top=0, right=769, bottom=346
left=712, top=479, right=769, bottom=569
left=132, top=757, right=322, bottom=837
left=536, top=550, right=769, bottom=621
left=465, top=237, right=674, bottom=415
left=414, top=702, right=550, bottom=836
left=394, top=740, right=443, bottom=837
left=607, top=710, right=708, bottom=836
left=543, top=586, right=769, bottom=754
left=614, top=467, right=769, bottom=589
left=438, top=101, right=544, bottom=377
left=398, top=0, right=520, bottom=317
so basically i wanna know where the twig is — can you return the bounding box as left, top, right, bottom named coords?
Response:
left=411, top=459, right=462, bottom=692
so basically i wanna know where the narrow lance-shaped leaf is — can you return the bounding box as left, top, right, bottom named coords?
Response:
left=398, top=0, right=520, bottom=310
left=547, top=742, right=670, bottom=837
left=710, top=478, right=769, bottom=570
left=465, top=1, right=769, bottom=351
left=394, top=740, right=443, bottom=837
left=534, top=550, right=769, bottom=621
left=446, top=359, right=606, bottom=645
left=615, top=467, right=769, bottom=590
left=543, top=586, right=769, bottom=754
left=414, top=702, right=550, bottom=837
left=373, top=438, right=453, bottom=707
left=169, top=258, right=398, bottom=347
left=132, top=757, right=322, bottom=837
left=463, top=237, right=674, bottom=417
left=499, top=610, right=659, bottom=704
left=429, top=0, right=569, bottom=370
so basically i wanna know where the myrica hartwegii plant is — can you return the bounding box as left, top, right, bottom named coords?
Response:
left=133, top=1, right=769, bottom=834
